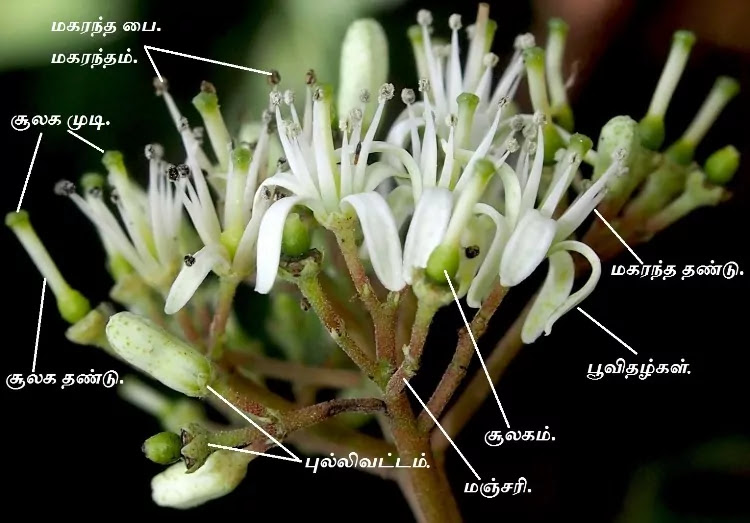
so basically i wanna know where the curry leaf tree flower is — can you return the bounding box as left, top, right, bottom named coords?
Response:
left=393, top=7, right=535, bottom=149
left=151, top=450, right=253, bottom=509
left=155, top=80, right=276, bottom=313
left=254, top=82, right=406, bottom=293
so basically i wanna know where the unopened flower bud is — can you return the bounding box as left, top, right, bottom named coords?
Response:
left=105, top=312, right=214, bottom=397
left=143, top=432, right=182, bottom=465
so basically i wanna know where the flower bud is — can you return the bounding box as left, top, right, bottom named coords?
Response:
left=338, top=19, right=389, bottom=126
left=105, top=312, right=214, bottom=397
left=704, top=145, right=739, bottom=185
left=143, top=432, right=182, bottom=465
left=151, top=450, right=253, bottom=509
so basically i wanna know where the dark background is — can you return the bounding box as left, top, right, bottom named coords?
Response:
left=2, top=0, right=748, bottom=521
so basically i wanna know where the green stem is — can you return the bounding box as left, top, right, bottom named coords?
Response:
left=298, top=272, right=379, bottom=382
left=208, top=277, right=239, bottom=360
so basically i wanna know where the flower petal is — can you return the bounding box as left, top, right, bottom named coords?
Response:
left=521, top=250, right=574, bottom=343
left=340, top=192, right=405, bottom=291
left=467, top=203, right=509, bottom=308
left=255, top=196, right=307, bottom=294
left=544, top=240, right=601, bottom=335
left=165, top=245, right=228, bottom=314
left=499, top=209, right=556, bottom=287
left=401, top=187, right=452, bottom=284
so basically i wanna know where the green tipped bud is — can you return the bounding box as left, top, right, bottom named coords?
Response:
left=231, top=146, right=251, bottom=172
left=191, top=82, right=219, bottom=113
left=638, top=114, right=665, bottom=151
left=673, top=29, right=696, bottom=49
left=143, top=432, right=183, bottom=465
left=338, top=19, right=388, bottom=126
left=523, top=46, right=545, bottom=69
left=6, top=210, right=91, bottom=323
left=679, top=76, right=740, bottom=148
left=543, top=124, right=565, bottom=165
left=102, top=150, right=126, bottom=174
left=665, top=138, right=695, bottom=165
left=704, top=145, right=740, bottom=185
left=484, top=19, right=498, bottom=53
left=568, top=133, right=593, bottom=157
left=80, top=172, right=105, bottom=192
left=715, top=76, right=740, bottom=98
left=281, top=213, right=310, bottom=257
left=548, top=17, right=569, bottom=35
left=456, top=92, right=480, bottom=148
left=595, top=116, right=638, bottom=179
left=425, top=244, right=460, bottom=285
left=105, top=312, right=214, bottom=397
left=193, top=81, right=231, bottom=169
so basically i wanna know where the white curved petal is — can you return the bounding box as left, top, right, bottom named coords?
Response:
left=258, top=172, right=312, bottom=200
left=499, top=209, right=556, bottom=287
left=340, top=192, right=405, bottom=291
left=364, top=162, right=401, bottom=192
left=386, top=184, right=415, bottom=233
left=467, top=204, right=509, bottom=308
left=254, top=196, right=306, bottom=294
left=232, top=193, right=272, bottom=276
left=544, top=240, right=601, bottom=335
left=401, top=187, right=453, bottom=284
left=521, top=250, right=575, bottom=343
left=165, top=245, right=228, bottom=314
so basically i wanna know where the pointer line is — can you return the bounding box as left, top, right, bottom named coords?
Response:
left=144, top=45, right=271, bottom=82
left=67, top=130, right=104, bottom=153
left=31, top=278, right=46, bottom=373
left=444, top=271, right=511, bottom=429
left=577, top=307, right=638, bottom=355
left=16, top=132, right=43, bottom=212
left=594, top=210, right=643, bottom=264
left=207, top=443, right=302, bottom=463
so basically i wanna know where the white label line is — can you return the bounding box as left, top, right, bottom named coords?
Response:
left=403, top=378, right=481, bottom=481
left=31, top=278, right=47, bottom=373
left=67, top=130, right=104, bottom=153
left=577, top=307, right=638, bottom=355
left=16, top=132, right=43, bottom=212
left=143, top=45, right=271, bottom=82
left=206, top=385, right=302, bottom=463
left=445, top=271, right=511, bottom=429
left=207, top=443, right=302, bottom=463
left=594, top=210, right=643, bottom=265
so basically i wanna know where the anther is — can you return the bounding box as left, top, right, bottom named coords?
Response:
left=200, top=80, right=216, bottom=94
left=183, top=254, right=196, bottom=267
left=283, top=89, right=295, bottom=105
left=312, top=87, right=323, bottom=102
left=54, top=179, right=76, bottom=196
left=401, top=88, right=416, bottom=105
left=417, top=9, right=433, bottom=27
left=505, top=138, right=520, bottom=153
left=262, top=187, right=273, bottom=200
left=269, top=91, right=282, bottom=107
left=449, top=14, right=462, bottom=31
left=533, top=111, right=547, bottom=126
left=510, top=115, right=525, bottom=132
left=446, top=114, right=458, bottom=127
left=177, top=164, right=191, bottom=178
left=153, top=77, right=168, bottom=95
left=305, top=69, right=316, bottom=86
left=465, top=245, right=480, bottom=259
left=267, top=70, right=281, bottom=86
left=145, top=143, right=164, bottom=160
left=359, top=89, right=371, bottom=104
left=418, top=78, right=430, bottom=93
left=349, top=108, right=363, bottom=123
left=483, top=53, right=500, bottom=68
left=166, top=165, right=180, bottom=182
left=515, top=33, right=536, bottom=51
left=378, top=83, right=395, bottom=103
left=277, top=157, right=288, bottom=171
left=178, top=117, right=190, bottom=131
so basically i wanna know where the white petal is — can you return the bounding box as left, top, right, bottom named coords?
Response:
left=499, top=209, right=556, bottom=287
left=544, top=240, right=601, bottom=335
left=165, top=245, right=228, bottom=314
left=467, top=204, right=509, bottom=308
left=386, top=184, right=414, bottom=233
left=254, top=196, right=306, bottom=294
left=521, top=250, right=574, bottom=343
left=401, top=187, right=452, bottom=284
left=340, top=192, right=405, bottom=291
left=519, top=124, right=545, bottom=216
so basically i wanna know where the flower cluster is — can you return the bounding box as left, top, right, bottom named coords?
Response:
left=6, top=3, right=739, bottom=515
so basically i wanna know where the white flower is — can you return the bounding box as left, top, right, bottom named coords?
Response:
left=388, top=7, right=534, bottom=151
left=254, top=82, right=406, bottom=293
left=151, top=450, right=253, bottom=509
left=155, top=81, right=274, bottom=313
left=54, top=148, right=183, bottom=291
